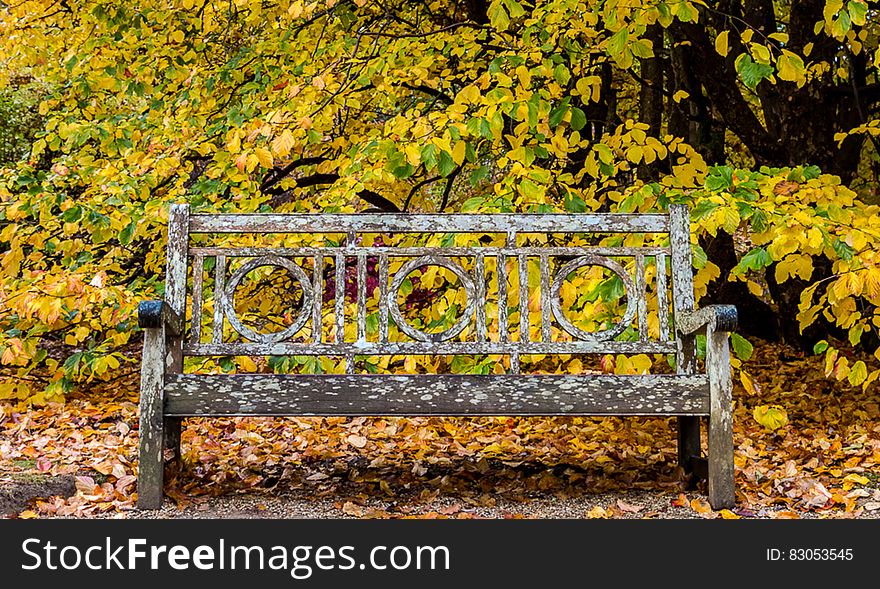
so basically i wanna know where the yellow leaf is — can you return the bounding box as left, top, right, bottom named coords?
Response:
left=271, top=129, right=296, bottom=158
left=238, top=356, right=258, bottom=372
left=586, top=505, right=610, bottom=518
left=254, top=147, right=274, bottom=169
left=452, top=141, right=467, bottom=165
left=775, top=254, right=813, bottom=283
left=848, top=360, right=868, bottom=386
left=740, top=371, right=759, bottom=395
left=777, top=50, right=806, bottom=84
left=672, top=90, right=689, bottom=103
left=719, top=509, right=740, bottom=519
left=753, top=405, right=789, bottom=431
left=714, top=31, right=729, bottom=57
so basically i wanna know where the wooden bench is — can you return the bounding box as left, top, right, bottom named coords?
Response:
left=137, top=204, right=737, bottom=509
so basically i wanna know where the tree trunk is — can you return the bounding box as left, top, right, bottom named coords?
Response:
left=638, top=25, right=663, bottom=181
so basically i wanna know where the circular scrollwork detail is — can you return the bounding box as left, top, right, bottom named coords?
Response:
left=388, top=256, right=476, bottom=342
left=221, top=256, right=314, bottom=344
left=549, top=255, right=637, bottom=342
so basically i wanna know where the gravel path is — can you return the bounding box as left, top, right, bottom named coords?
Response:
left=78, top=488, right=880, bottom=520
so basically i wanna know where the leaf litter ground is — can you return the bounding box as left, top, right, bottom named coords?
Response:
left=1, top=341, right=879, bottom=519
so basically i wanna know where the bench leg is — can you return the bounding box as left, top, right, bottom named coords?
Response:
left=677, top=416, right=701, bottom=478
left=138, top=326, right=166, bottom=509
left=706, top=325, right=735, bottom=509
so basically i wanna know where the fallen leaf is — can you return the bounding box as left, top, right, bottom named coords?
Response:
left=690, top=498, right=713, bottom=515
left=616, top=500, right=644, bottom=513
left=671, top=493, right=689, bottom=508
left=347, top=435, right=368, bottom=448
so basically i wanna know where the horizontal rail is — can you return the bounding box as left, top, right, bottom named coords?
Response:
left=188, top=246, right=671, bottom=257
left=183, top=341, right=679, bottom=356
left=164, top=374, right=709, bottom=417
left=189, top=213, right=670, bottom=234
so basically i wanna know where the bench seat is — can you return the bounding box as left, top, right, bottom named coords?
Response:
left=163, top=373, right=711, bottom=417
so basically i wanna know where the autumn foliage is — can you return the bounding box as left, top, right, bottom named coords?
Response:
left=1, top=0, right=880, bottom=406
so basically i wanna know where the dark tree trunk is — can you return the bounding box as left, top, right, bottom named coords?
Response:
left=638, top=25, right=664, bottom=181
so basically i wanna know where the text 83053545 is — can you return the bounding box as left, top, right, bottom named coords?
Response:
left=766, top=548, right=854, bottom=561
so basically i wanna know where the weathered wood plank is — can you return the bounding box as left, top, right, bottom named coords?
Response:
left=656, top=253, right=668, bottom=342
left=334, top=252, right=345, bottom=344
left=635, top=253, right=647, bottom=341
left=474, top=253, right=486, bottom=342
left=707, top=322, right=735, bottom=509
left=190, top=246, right=670, bottom=258
left=540, top=253, right=551, bottom=343
left=378, top=254, right=389, bottom=343
left=162, top=204, right=188, bottom=466
left=669, top=205, right=701, bottom=473
left=137, top=327, right=166, bottom=509
left=165, top=204, right=190, bottom=319
left=497, top=255, right=509, bottom=344
left=312, top=254, right=323, bottom=342
left=356, top=252, right=366, bottom=343
left=165, top=373, right=709, bottom=417
left=505, top=231, right=517, bottom=372
left=190, top=254, right=204, bottom=344
left=184, top=340, right=679, bottom=357
left=669, top=204, right=696, bottom=368
left=190, top=213, right=670, bottom=234
left=518, top=255, right=529, bottom=345
left=212, top=255, right=226, bottom=344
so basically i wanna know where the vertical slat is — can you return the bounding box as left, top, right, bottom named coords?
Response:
left=378, top=254, right=389, bottom=343
left=189, top=254, right=204, bottom=344
left=474, top=253, right=486, bottom=342
left=312, top=254, right=323, bottom=343
left=497, top=254, right=509, bottom=343
left=357, top=252, right=367, bottom=342
left=165, top=204, right=190, bottom=323
left=518, top=254, right=529, bottom=344
left=669, top=204, right=700, bottom=473
left=335, top=252, right=345, bottom=344
left=163, top=204, right=188, bottom=462
left=212, top=255, right=226, bottom=344
left=137, top=326, right=166, bottom=509
left=540, top=252, right=551, bottom=343
left=635, top=253, right=647, bottom=342
left=669, top=205, right=696, bottom=351
left=656, top=253, right=669, bottom=342
left=538, top=254, right=551, bottom=342
left=504, top=231, right=517, bottom=373
left=342, top=233, right=356, bottom=373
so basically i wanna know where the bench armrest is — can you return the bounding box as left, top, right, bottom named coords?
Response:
left=676, top=304, right=738, bottom=335
left=138, top=300, right=184, bottom=337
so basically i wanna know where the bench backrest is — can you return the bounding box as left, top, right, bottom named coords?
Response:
left=163, top=205, right=696, bottom=374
